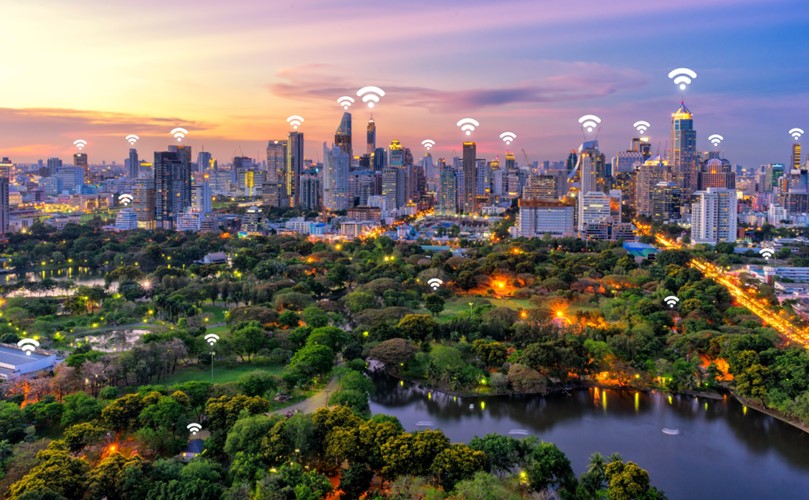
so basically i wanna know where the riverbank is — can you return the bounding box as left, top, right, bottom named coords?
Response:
left=733, top=394, right=809, bottom=434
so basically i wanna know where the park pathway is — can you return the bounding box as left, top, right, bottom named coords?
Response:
left=271, top=374, right=340, bottom=415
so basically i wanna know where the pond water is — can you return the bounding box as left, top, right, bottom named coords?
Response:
left=370, top=376, right=809, bottom=499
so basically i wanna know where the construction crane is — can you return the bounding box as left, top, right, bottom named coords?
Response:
left=521, top=149, right=528, bottom=166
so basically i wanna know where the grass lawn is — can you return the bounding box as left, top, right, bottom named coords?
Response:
left=201, top=304, right=228, bottom=323
left=162, top=361, right=285, bottom=386
left=436, top=296, right=535, bottom=321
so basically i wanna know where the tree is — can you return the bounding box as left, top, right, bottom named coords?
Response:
left=397, top=314, right=438, bottom=342
left=86, top=452, right=143, bottom=499
left=60, top=392, right=102, bottom=427
left=472, top=340, right=508, bottom=368
left=469, top=434, right=526, bottom=476
left=286, top=344, right=334, bottom=382
left=63, top=422, right=106, bottom=452
left=381, top=430, right=450, bottom=478
left=255, top=462, right=332, bottom=500
left=340, top=463, right=374, bottom=500
left=451, top=471, right=522, bottom=500
left=577, top=452, right=608, bottom=498
left=302, top=305, right=330, bottom=328
left=430, top=443, right=486, bottom=490
left=238, top=371, right=278, bottom=398
left=8, top=445, right=89, bottom=499
left=102, top=393, right=144, bottom=431
left=507, top=364, right=547, bottom=394
left=524, top=441, right=577, bottom=496
left=138, top=395, right=187, bottom=431
left=424, top=294, right=445, bottom=317
left=0, top=401, right=27, bottom=444
left=369, top=338, right=417, bottom=372
left=604, top=460, right=665, bottom=500
left=345, top=291, right=377, bottom=313
left=230, top=321, right=268, bottom=362
left=224, top=414, right=281, bottom=459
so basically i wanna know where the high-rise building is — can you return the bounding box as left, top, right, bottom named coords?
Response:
left=264, top=139, right=288, bottom=208
left=691, top=187, right=738, bottom=245
left=46, top=157, right=62, bottom=177
left=55, top=166, right=85, bottom=193
left=168, top=145, right=192, bottom=166
left=698, top=158, right=736, bottom=190
left=381, top=167, right=398, bottom=212
left=154, top=151, right=191, bottom=229
left=73, top=153, right=88, bottom=184
left=575, top=141, right=606, bottom=194
left=334, top=112, right=352, bottom=161
left=578, top=191, right=612, bottom=233
left=0, top=177, right=8, bottom=235
left=367, top=116, right=376, bottom=155
left=127, top=149, right=139, bottom=178
left=0, top=158, right=13, bottom=181
left=670, top=102, right=698, bottom=196
left=462, top=142, right=477, bottom=214
left=322, top=143, right=350, bottom=211
left=133, top=178, right=155, bottom=229
left=389, top=140, right=404, bottom=167
left=517, top=200, right=574, bottom=238
left=197, top=151, right=213, bottom=173
left=792, top=142, right=802, bottom=172
left=651, top=181, right=683, bottom=223
left=634, top=157, right=670, bottom=216
left=286, top=132, right=304, bottom=207
left=298, top=170, right=321, bottom=211
left=613, top=138, right=645, bottom=175
left=192, top=181, right=212, bottom=214
left=438, top=163, right=458, bottom=215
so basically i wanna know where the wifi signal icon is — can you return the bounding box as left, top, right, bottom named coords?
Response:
left=457, top=118, right=480, bottom=136
left=337, top=96, right=355, bottom=110
left=663, top=295, right=680, bottom=309
left=125, top=134, right=139, bottom=145
left=708, top=134, right=724, bottom=147
left=422, top=139, right=435, bottom=150
left=759, top=247, right=775, bottom=260
left=286, top=115, right=304, bottom=130
left=204, top=333, right=219, bottom=346
left=578, top=114, right=602, bottom=133
left=73, top=139, right=87, bottom=150
left=499, top=132, right=517, bottom=146
left=118, top=193, right=134, bottom=205
left=427, top=278, right=443, bottom=290
left=668, top=67, right=697, bottom=91
left=356, top=86, right=385, bottom=108
left=789, top=128, right=804, bottom=141
left=170, top=127, right=188, bottom=142
left=633, top=121, right=651, bottom=135
left=187, top=423, right=202, bottom=435
left=17, top=338, right=40, bottom=356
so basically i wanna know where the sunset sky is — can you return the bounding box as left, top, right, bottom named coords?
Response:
left=2, top=0, right=808, bottom=167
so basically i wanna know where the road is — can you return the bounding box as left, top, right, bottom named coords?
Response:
left=270, top=373, right=340, bottom=415
left=634, top=221, right=809, bottom=347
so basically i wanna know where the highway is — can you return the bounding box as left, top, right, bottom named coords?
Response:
left=633, top=222, right=809, bottom=348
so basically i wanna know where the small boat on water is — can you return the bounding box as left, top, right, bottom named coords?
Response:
left=508, top=429, right=530, bottom=436
left=416, top=421, right=434, bottom=427
left=469, top=404, right=474, bottom=409
left=662, top=428, right=680, bottom=435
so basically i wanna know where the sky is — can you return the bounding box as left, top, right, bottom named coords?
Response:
left=2, top=0, right=809, bottom=168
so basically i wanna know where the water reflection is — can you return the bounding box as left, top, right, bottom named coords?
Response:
left=371, top=375, right=809, bottom=500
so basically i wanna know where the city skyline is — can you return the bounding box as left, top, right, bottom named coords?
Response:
left=2, top=0, right=809, bottom=166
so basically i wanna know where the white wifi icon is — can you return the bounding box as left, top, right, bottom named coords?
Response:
left=125, top=134, right=139, bottom=145
left=708, top=134, right=724, bottom=147
left=422, top=139, right=435, bottom=150
left=759, top=248, right=775, bottom=260
left=663, top=295, right=680, bottom=308
left=170, top=127, right=188, bottom=142
left=286, top=115, right=304, bottom=130
left=73, top=139, right=87, bottom=150
left=204, top=333, right=219, bottom=346
left=668, top=67, right=697, bottom=91
left=356, top=86, right=385, bottom=108
left=187, top=423, right=202, bottom=435
left=633, top=121, right=651, bottom=135
left=578, top=114, right=602, bottom=133
left=457, top=118, right=480, bottom=136
left=17, top=338, right=40, bottom=356
left=499, top=132, right=517, bottom=146
left=118, top=193, right=134, bottom=205
left=337, top=96, right=355, bottom=110
left=427, top=278, right=443, bottom=290
left=789, top=128, right=804, bottom=141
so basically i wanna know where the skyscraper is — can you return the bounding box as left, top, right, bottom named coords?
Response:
left=670, top=102, right=698, bottom=196
left=389, top=140, right=404, bottom=167
left=792, top=142, right=802, bottom=172
left=0, top=177, right=8, bottom=235
left=322, top=143, right=350, bottom=211
left=691, top=187, right=738, bottom=245
left=286, top=132, right=304, bottom=207
left=127, top=148, right=139, bottom=178
left=74, top=153, right=88, bottom=184
left=334, top=112, right=352, bottom=161
left=46, top=157, right=62, bottom=177
left=438, top=163, right=458, bottom=215
left=264, top=139, right=288, bottom=207
left=462, top=141, right=477, bottom=214
left=154, top=151, right=191, bottom=229
left=367, top=116, right=376, bottom=154
left=197, top=151, right=212, bottom=173
left=575, top=141, right=604, bottom=194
